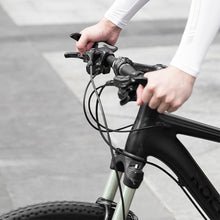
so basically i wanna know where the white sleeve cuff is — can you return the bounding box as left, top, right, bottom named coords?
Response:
left=104, top=0, right=149, bottom=29
left=170, top=60, right=199, bottom=77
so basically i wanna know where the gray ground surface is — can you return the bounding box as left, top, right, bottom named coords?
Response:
left=0, top=1, right=219, bottom=219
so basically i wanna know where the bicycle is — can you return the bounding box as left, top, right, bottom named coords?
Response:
left=0, top=33, right=219, bottom=220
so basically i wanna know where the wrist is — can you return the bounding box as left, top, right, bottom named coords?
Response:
left=99, top=18, right=121, bottom=33
left=169, top=65, right=196, bottom=86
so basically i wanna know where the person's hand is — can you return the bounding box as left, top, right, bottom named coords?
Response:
left=136, top=66, right=196, bottom=113
left=76, top=18, right=121, bottom=53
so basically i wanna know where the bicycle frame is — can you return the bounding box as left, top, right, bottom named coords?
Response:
left=102, top=103, right=220, bottom=220
left=65, top=38, right=220, bottom=219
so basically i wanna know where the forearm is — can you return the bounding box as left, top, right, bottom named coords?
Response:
left=104, top=0, right=149, bottom=28
left=171, top=0, right=220, bottom=77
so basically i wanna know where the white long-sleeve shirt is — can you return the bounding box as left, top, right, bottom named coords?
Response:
left=104, top=0, right=220, bottom=77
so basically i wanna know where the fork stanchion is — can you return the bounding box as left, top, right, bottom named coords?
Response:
left=112, top=185, right=136, bottom=220
left=102, top=170, right=123, bottom=201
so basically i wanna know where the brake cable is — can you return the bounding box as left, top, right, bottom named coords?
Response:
left=88, top=66, right=126, bottom=220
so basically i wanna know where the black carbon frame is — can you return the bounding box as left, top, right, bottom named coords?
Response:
left=124, top=103, right=220, bottom=220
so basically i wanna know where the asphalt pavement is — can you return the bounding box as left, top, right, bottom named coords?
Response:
left=0, top=1, right=219, bottom=219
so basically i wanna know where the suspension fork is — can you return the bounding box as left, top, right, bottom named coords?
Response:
left=102, top=170, right=136, bottom=220
left=101, top=150, right=146, bottom=220
left=100, top=104, right=157, bottom=220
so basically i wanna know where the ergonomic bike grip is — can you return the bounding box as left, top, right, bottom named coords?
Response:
left=70, top=33, right=81, bottom=41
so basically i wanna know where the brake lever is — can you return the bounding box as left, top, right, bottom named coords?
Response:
left=65, top=32, right=117, bottom=75
left=112, top=74, right=147, bottom=105
left=113, top=75, right=147, bottom=88
left=134, top=75, right=148, bottom=87
left=64, top=33, right=83, bottom=59
left=64, top=52, right=84, bottom=59
left=70, top=32, right=81, bottom=41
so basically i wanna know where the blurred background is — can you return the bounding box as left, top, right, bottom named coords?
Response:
left=0, top=0, right=219, bottom=219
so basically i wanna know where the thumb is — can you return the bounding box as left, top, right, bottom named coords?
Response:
left=144, top=71, right=151, bottom=78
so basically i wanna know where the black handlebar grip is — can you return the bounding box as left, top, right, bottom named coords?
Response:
left=106, top=55, right=116, bottom=67
left=119, top=64, right=138, bottom=76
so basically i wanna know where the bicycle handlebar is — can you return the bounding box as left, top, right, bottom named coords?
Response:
left=64, top=33, right=166, bottom=105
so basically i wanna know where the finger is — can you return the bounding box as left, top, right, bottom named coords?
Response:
left=167, top=99, right=183, bottom=112
left=86, top=41, right=94, bottom=51
left=167, top=106, right=178, bottom=113
left=142, top=86, right=153, bottom=104
left=157, top=102, right=170, bottom=113
left=148, top=95, right=161, bottom=109
left=136, top=85, right=144, bottom=105
left=167, top=101, right=182, bottom=113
